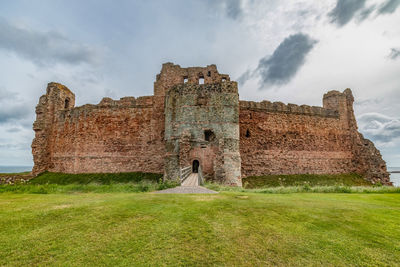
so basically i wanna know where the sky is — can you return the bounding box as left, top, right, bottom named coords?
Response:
left=0, top=0, right=399, bottom=167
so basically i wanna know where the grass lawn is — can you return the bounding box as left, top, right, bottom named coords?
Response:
left=30, top=172, right=163, bottom=185
left=1, top=192, right=400, bottom=266
left=242, top=173, right=373, bottom=188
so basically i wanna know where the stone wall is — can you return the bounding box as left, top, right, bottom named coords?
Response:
left=32, top=83, right=164, bottom=175
left=239, top=89, right=390, bottom=185
left=31, top=63, right=390, bottom=185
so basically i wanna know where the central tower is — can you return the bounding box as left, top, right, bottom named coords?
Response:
left=159, top=63, right=242, bottom=186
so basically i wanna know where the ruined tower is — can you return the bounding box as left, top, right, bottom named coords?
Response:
left=32, top=83, right=75, bottom=175
left=159, top=63, right=242, bottom=186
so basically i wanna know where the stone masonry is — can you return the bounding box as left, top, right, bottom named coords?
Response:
left=31, top=63, right=391, bottom=186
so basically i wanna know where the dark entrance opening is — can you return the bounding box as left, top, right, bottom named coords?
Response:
left=192, top=160, right=199, bottom=173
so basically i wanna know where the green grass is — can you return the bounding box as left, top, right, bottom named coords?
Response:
left=29, top=171, right=163, bottom=185
left=0, top=182, right=178, bottom=194
left=242, top=173, right=373, bottom=188
left=205, top=183, right=400, bottom=194
left=0, top=192, right=399, bottom=266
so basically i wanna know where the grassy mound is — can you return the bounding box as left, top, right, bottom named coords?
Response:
left=29, top=172, right=163, bottom=185
left=242, top=173, right=372, bottom=188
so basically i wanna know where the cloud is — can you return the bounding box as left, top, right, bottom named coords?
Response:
left=357, top=5, right=376, bottom=21
left=378, top=0, right=400, bottom=15
left=388, top=48, right=400, bottom=60
left=240, top=33, right=317, bottom=87
left=329, top=0, right=366, bottom=26
left=0, top=18, right=99, bottom=67
left=225, top=0, right=242, bottom=20
left=358, top=113, right=400, bottom=146
left=0, top=88, right=30, bottom=124
left=6, top=127, right=22, bottom=133
left=0, top=142, right=31, bottom=151
left=205, top=0, right=243, bottom=20
left=331, top=0, right=400, bottom=26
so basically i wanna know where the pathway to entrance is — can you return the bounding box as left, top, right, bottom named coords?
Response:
left=155, top=173, right=218, bottom=194
left=181, top=173, right=199, bottom=186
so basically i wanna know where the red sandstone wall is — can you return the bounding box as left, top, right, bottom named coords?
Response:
left=239, top=105, right=354, bottom=177
left=47, top=96, right=164, bottom=174
left=32, top=68, right=390, bottom=185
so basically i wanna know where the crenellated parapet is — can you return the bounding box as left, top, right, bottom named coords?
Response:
left=240, top=100, right=339, bottom=118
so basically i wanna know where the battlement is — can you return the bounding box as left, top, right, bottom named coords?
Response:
left=98, top=96, right=153, bottom=108
left=154, top=62, right=230, bottom=96
left=240, top=100, right=339, bottom=118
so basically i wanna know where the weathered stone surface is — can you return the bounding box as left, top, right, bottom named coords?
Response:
left=31, top=63, right=390, bottom=186
left=0, top=174, right=33, bottom=185
left=164, top=74, right=241, bottom=186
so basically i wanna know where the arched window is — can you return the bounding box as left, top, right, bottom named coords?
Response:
left=64, top=98, right=70, bottom=109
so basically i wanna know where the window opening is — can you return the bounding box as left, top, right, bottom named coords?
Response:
left=64, top=98, right=70, bottom=109
left=204, top=130, right=215, bottom=142
left=245, top=129, right=251, bottom=138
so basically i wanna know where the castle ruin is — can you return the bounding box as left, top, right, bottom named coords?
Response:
left=31, top=63, right=391, bottom=186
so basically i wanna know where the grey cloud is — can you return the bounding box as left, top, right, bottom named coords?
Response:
left=0, top=105, right=30, bottom=124
left=357, top=5, right=376, bottom=21
left=6, top=127, right=22, bottom=133
left=0, top=18, right=99, bottom=66
left=205, top=0, right=243, bottom=20
left=378, top=0, right=400, bottom=14
left=388, top=48, right=400, bottom=60
left=329, top=0, right=366, bottom=26
left=0, top=142, right=30, bottom=150
left=333, top=0, right=400, bottom=26
left=225, top=0, right=242, bottom=20
left=0, top=88, right=31, bottom=124
left=240, top=33, right=317, bottom=87
left=358, top=113, right=400, bottom=145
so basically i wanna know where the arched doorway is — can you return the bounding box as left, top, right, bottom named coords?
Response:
left=192, top=160, right=199, bottom=173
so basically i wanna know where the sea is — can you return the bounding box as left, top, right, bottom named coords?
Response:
left=388, top=167, right=400, bottom=187
left=0, top=166, right=33, bottom=173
